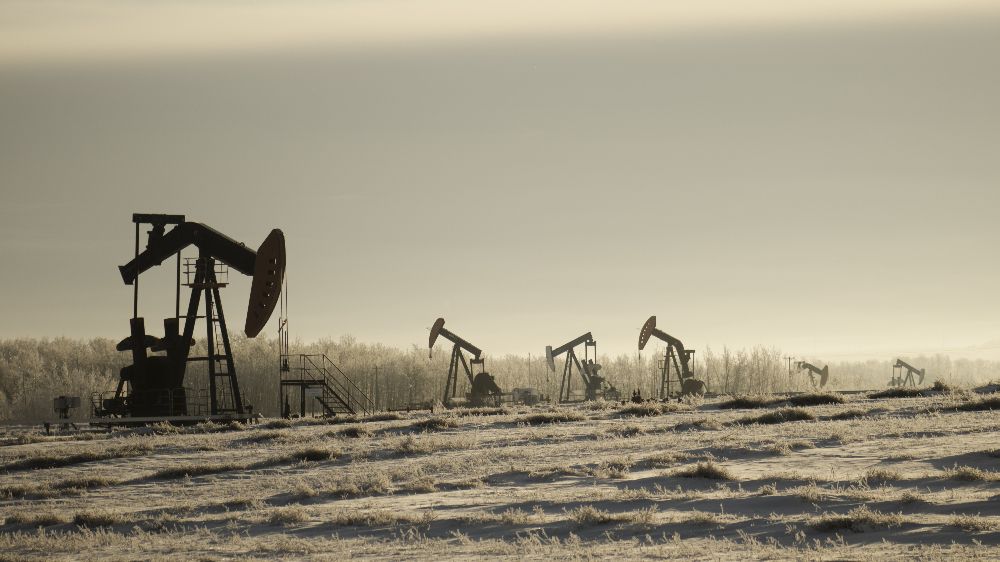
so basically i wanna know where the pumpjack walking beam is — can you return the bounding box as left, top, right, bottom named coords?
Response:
left=638, top=316, right=705, bottom=398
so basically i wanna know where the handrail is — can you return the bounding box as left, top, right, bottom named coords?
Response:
left=281, top=353, right=375, bottom=416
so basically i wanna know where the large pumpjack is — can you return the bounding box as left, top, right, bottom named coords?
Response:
left=95, top=213, right=284, bottom=422
left=546, top=332, right=620, bottom=403
left=638, top=316, right=706, bottom=398
left=429, top=318, right=502, bottom=408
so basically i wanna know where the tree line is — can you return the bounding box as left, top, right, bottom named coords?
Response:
left=0, top=336, right=996, bottom=422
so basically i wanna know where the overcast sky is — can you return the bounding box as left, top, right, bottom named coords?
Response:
left=2, top=1, right=999, bottom=359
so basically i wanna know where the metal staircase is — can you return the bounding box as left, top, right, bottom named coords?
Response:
left=280, top=354, right=375, bottom=417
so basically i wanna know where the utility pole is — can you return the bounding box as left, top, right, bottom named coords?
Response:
left=785, top=356, right=794, bottom=378
left=374, top=365, right=379, bottom=412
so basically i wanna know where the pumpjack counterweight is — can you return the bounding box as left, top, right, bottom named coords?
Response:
left=429, top=318, right=502, bottom=408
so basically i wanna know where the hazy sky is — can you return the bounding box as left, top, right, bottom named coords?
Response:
left=2, top=1, right=1000, bottom=359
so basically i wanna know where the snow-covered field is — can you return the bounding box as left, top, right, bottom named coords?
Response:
left=2, top=390, right=999, bottom=560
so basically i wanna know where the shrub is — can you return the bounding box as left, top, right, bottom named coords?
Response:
left=932, top=380, right=953, bottom=392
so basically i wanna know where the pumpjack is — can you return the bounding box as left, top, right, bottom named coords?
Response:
left=545, top=333, right=620, bottom=402
left=795, top=361, right=829, bottom=389
left=429, top=318, right=502, bottom=407
left=638, top=316, right=706, bottom=398
left=890, top=359, right=925, bottom=387
left=95, top=213, right=284, bottom=421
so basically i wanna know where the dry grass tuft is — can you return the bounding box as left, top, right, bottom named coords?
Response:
left=787, top=393, right=844, bottom=407
left=810, top=506, right=905, bottom=532
left=868, top=388, right=925, bottom=399
left=718, top=396, right=771, bottom=409
left=606, top=424, right=645, bottom=438
left=950, top=514, right=998, bottom=532
left=932, top=380, right=954, bottom=392
left=945, top=465, right=1000, bottom=482
left=737, top=408, right=815, bottom=426
left=410, top=417, right=459, bottom=431
left=72, top=510, right=127, bottom=527
left=151, top=461, right=243, bottom=480
left=4, top=512, right=67, bottom=527
left=268, top=506, right=310, bottom=526
left=829, top=409, right=867, bottom=421
left=566, top=505, right=628, bottom=526
left=898, top=490, right=927, bottom=504
left=863, top=468, right=903, bottom=483
left=617, top=402, right=670, bottom=417
left=642, top=451, right=690, bottom=468
left=592, top=457, right=634, bottom=479
left=955, top=396, right=1000, bottom=412
left=515, top=411, right=585, bottom=425
left=53, top=476, right=118, bottom=490
left=2, top=442, right=152, bottom=472
left=452, top=406, right=511, bottom=417
left=673, top=461, right=737, bottom=481
left=335, top=426, right=372, bottom=438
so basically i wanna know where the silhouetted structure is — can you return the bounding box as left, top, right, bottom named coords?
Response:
left=546, top=332, right=620, bottom=402
left=891, top=359, right=925, bottom=387
left=795, top=361, right=830, bottom=389
left=429, top=318, right=502, bottom=407
left=94, top=213, right=284, bottom=421
left=638, top=316, right=706, bottom=398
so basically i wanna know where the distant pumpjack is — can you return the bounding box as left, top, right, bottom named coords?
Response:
left=546, top=333, right=620, bottom=403
left=638, top=316, right=706, bottom=398
left=100, top=213, right=284, bottom=420
left=429, top=318, right=502, bottom=407
left=891, top=359, right=925, bottom=388
left=795, top=361, right=830, bottom=389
